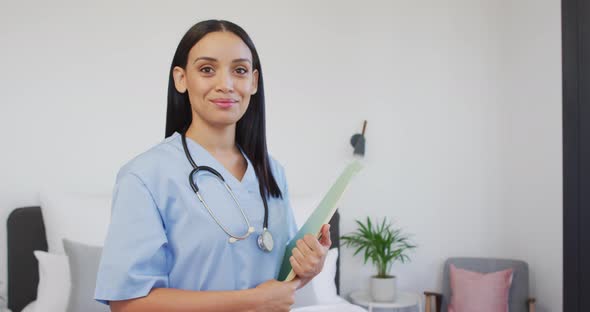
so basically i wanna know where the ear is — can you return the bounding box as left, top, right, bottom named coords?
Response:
left=172, top=66, right=187, bottom=93
left=251, top=69, right=259, bottom=95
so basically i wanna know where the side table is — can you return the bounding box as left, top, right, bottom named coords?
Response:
left=349, top=290, right=421, bottom=312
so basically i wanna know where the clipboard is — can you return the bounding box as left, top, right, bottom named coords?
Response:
left=277, top=160, right=363, bottom=281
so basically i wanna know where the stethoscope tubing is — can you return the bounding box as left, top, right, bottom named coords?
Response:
left=181, top=132, right=271, bottom=249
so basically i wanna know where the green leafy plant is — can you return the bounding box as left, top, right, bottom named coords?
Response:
left=341, top=217, right=416, bottom=278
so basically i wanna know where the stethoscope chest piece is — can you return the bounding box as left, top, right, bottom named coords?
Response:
left=257, top=228, right=274, bottom=252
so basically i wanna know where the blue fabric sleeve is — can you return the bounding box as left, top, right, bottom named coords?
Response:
left=94, top=172, right=170, bottom=305
left=279, top=165, right=299, bottom=243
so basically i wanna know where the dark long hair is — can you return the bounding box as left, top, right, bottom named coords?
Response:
left=165, top=20, right=282, bottom=199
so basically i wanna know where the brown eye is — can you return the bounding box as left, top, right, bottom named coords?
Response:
left=235, top=67, right=248, bottom=75
left=200, top=66, right=214, bottom=74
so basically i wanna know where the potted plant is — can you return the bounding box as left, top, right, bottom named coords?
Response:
left=341, top=217, right=416, bottom=302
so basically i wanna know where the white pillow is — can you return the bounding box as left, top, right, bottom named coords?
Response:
left=21, top=300, right=36, bottom=312
left=292, top=248, right=341, bottom=307
left=293, top=276, right=319, bottom=308
left=33, top=251, right=71, bottom=312
left=290, top=194, right=341, bottom=306
left=311, top=248, right=342, bottom=304
left=39, top=190, right=111, bottom=254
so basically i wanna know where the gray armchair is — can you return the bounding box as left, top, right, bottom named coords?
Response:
left=424, top=257, right=536, bottom=312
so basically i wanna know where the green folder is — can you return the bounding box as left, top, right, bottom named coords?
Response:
left=277, top=160, right=363, bottom=281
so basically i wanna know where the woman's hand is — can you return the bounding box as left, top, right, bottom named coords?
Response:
left=290, top=224, right=332, bottom=286
left=253, top=278, right=301, bottom=312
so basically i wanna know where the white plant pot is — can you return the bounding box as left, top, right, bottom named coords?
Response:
left=370, top=275, right=397, bottom=302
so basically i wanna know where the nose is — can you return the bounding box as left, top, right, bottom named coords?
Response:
left=215, top=69, right=234, bottom=93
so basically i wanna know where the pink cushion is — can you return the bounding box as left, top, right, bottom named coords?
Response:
left=448, top=264, right=513, bottom=312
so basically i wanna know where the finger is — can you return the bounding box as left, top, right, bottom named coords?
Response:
left=320, top=235, right=332, bottom=248
left=303, top=234, right=323, bottom=254
left=293, top=249, right=317, bottom=274
left=296, top=238, right=313, bottom=256
left=287, top=277, right=302, bottom=289
left=290, top=256, right=304, bottom=276
left=292, top=247, right=306, bottom=264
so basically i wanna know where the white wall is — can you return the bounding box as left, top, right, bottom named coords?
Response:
left=0, top=0, right=562, bottom=311
left=498, top=1, right=563, bottom=311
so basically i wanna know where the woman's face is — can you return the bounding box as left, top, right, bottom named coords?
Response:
left=173, top=31, right=259, bottom=128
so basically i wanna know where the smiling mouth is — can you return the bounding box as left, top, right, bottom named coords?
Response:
left=210, top=99, right=238, bottom=108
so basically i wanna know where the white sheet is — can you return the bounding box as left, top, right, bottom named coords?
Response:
left=291, top=296, right=367, bottom=312
left=291, top=303, right=367, bottom=312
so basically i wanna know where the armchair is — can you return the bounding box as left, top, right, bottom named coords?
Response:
left=424, top=257, right=536, bottom=312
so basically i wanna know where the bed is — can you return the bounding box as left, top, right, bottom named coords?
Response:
left=7, top=205, right=366, bottom=312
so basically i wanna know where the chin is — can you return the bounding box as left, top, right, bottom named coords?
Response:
left=209, top=113, right=243, bottom=127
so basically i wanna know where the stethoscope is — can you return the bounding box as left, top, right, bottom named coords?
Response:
left=181, top=131, right=274, bottom=252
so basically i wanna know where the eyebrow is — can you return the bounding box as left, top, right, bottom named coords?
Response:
left=192, top=57, right=252, bottom=65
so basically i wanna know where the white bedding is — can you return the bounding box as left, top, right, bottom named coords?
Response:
left=291, top=296, right=367, bottom=312
left=21, top=300, right=36, bottom=312
left=23, top=299, right=367, bottom=312
left=292, top=303, right=367, bottom=312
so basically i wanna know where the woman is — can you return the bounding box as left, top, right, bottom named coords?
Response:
left=94, top=20, right=332, bottom=312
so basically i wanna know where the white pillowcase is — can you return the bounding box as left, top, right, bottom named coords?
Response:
left=21, top=300, right=36, bottom=312
left=33, top=251, right=71, bottom=312
left=293, top=248, right=342, bottom=307
left=293, top=276, right=320, bottom=307
left=290, top=194, right=341, bottom=307
left=311, top=248, right=342, bottom=304
left=39, top=190, right=111, bottom=254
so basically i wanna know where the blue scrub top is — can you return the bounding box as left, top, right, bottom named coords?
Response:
left=94, top=132, right=298, bottom=304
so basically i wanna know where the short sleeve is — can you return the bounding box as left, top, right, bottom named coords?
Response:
left=94, top=172, right=169, bottom=305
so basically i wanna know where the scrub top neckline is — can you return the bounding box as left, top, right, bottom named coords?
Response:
left=172, top=131, right=256, bottom=189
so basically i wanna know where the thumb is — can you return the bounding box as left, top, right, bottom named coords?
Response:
left=287, top=277, right=302, bottom=289
left=320, top=224, right=332, bottom=247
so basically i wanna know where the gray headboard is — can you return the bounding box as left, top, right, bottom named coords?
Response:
left=6, top=206, right=341, bottom=312
left=7, top=207, right=47, bottom=312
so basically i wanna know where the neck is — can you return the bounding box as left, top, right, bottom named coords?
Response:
left=185, top=119, right=237, bottom=155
